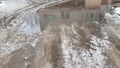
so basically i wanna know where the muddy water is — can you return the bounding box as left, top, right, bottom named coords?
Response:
left=38, top=8, right=105, bottom=31
left=18, top=5, right=106, bottom=35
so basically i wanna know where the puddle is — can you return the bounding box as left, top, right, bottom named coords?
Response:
left=38, top=8, right=105, bottom=31
left=19, top=1, right=106, bottom=35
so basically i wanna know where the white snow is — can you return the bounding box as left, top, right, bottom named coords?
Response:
left=114, top=7, right=120, bottom=15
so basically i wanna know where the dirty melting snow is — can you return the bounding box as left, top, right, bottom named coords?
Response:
left=0, top=25, right=40, bottom=58
left=0, top=33, right=40, bottom=58
left=61, top=26, right=111, bottom=68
